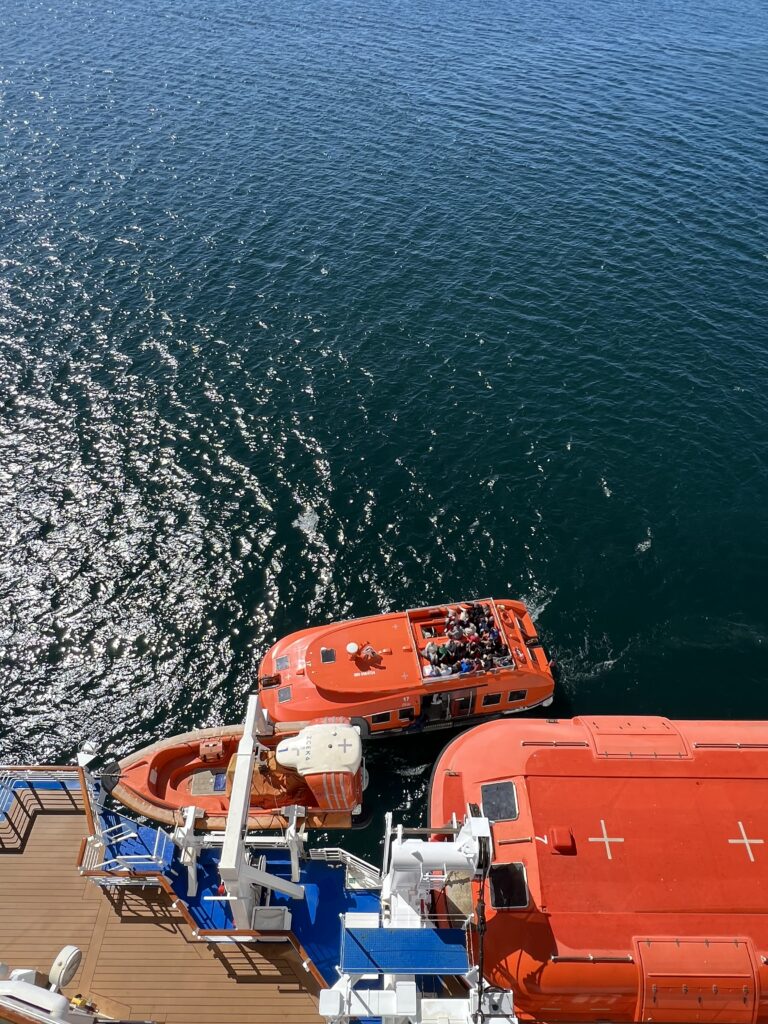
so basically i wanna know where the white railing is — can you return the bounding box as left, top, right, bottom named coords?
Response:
left=87, top=827, right=171, bottom=872
left=0, top=767, right=81, bottom=809
left=309, top=847, right=381, bottom=889
left=0, top=768, right=80, bottom=783
left=78, top=837, right=164, bottom=890
left=80, top=804, right=172, bottom=875
left=0, top=767, right=82, bottom=831
left=99, top=820, right=138, bottom=844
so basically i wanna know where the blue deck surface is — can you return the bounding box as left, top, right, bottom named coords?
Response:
left=166, top=845, right=236, bottom=931
left=165, top=843, right=383, bottom=975
left=273, top=860, right=382, bottom=984
left=341, top=928, right=468, bottom=976
left=97, top=807, right=175, bottom=873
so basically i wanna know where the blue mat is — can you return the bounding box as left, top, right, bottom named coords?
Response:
left=97, top=808, right=175, bottom=873
left=272, top=860, right=382, bottom=984
left=168, top=846, right=234, bottom=931
left=341, top=927, right=468, bottom=975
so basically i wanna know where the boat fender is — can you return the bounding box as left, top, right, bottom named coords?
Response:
left=351, top=716, right=370, bottom=739
left=350, top=806, right=373, bottom=830
left=99, top=760, right=121, bottom=794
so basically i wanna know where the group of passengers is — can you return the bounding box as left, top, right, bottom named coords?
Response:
left=422, top=603, right=512, bottom=677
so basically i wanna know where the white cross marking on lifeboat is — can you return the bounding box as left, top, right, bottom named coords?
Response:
left=339, top=738, right=352, bottom=754
left=728, top=821, right=764, bottom=862
left=588, top=819, right=624, bottom=860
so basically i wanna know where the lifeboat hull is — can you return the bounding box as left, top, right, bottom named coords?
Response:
left=258, top=597, right=556, bottom=737
left=430, top=716, right=768, bottom=1023
left=112, top=724, right=361, bottom=831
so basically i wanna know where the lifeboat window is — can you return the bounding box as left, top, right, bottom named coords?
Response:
left=481, top=781, right=519, bottom=822
left=277, top=685, right=292, bottom=703
left=371, top=711, right=391, bottom=725
left=482, top=692, right=502, bottom=707
left=275, top=655, right=290, bottom=671
left=399, top=707, right=415, bottom=722
left=508, top=690, right=527, bottom=703
left=454, top=696, right=472, bottom=713
left=489, top=863, right=528, bottom=910
left=320, top=647, right=336, bottom=664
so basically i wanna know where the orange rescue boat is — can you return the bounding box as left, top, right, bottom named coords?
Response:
left=111, top=718, right=365, bottom=831
left=430, top=715, right=768, bottom=1023
left=258, top=597, right=555, bottom=737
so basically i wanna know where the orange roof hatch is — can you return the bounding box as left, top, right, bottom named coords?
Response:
left=582, top=716, right=691, bottom=759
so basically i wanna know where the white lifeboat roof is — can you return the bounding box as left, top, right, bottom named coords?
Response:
left=275, top=722, right=362, bottom=776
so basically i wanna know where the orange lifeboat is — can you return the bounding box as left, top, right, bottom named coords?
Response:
left=111, top=719, right=365, bottom=831
left=258, top=597, right=555, bottom=737
left=430, top=715, right=768, bottom=1023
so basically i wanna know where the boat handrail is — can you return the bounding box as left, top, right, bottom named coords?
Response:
left=550, top=954, right=634, bottom=964
left=405, top=597, right=496, bottom=616
left=692, top=741, right=768, bottom=750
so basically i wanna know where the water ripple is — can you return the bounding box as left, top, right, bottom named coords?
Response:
left=1, top=0, right=767, bottom=853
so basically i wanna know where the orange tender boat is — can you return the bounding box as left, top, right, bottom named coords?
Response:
left=430, top=715, right=768, bottom=1023
left=112, top=719, right=365, bottom=831
left=258, top=597, right=555, bottom=737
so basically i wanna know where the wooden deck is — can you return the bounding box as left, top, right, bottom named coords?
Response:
left=0, top=787, right=322, bottom=1023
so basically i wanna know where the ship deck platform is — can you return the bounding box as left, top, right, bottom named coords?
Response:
left=0, top=775, right=323, bottom=1023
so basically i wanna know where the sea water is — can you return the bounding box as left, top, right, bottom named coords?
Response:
left=1, top=0, right=767, bottom=856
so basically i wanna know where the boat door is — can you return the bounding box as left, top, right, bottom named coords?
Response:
left=634, top=936, right=759, bottom=1023
left=449, top=689, right=475, bottom=719
left=423, top=692, right=452, bottom=725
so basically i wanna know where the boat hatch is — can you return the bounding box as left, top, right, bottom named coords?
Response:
left=190, top=771, right=228, bottom=795
left=489, top=863, right=528, bottom=910
left=634, top=936, right=758, bottom=1023
left=481, top=781, right=518, bottom=822
left=583, top=716, right=691, bottom=759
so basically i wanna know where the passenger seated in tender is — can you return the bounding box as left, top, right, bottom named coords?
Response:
left=424, top=603, right=512, bottom=676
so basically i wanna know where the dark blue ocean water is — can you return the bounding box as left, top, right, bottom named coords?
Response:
left=1, top=0, right=767, bottom=854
